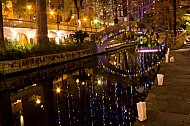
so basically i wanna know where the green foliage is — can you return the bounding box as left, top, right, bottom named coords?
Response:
left=0, top=39, right=96, bottom=61
left=5, top=38, right=21, bottom=50
left=186, top=22, right=190, bottom=35
left=13, top=1, right=27, bottom=17
left=13, top=1, right=35, bottom=17
left=174, top=33, right=186, bottom=49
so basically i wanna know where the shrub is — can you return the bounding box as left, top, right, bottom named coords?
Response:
left=0, top=39, right=97, bottom=61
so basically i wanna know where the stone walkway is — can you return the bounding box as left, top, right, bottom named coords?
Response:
left=134, top=48, right=190, bottom=126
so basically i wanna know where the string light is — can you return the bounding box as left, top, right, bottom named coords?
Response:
left=49, top=43, right=163, bottom=125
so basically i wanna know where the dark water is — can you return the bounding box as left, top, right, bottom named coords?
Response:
left=0, top=48, right=162, bottom=126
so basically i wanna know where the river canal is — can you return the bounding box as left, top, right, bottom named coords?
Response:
left=0, top=47, right=163, bottom=126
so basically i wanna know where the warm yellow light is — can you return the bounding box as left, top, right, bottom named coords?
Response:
left=50, top=11, right=54, bottom=15
left=36, top=99, right=41, bottom=104
left=113, top=61, right=117, bottom=65
left=98, top=80, right=102, bottom=85
left=84, top=17, right=87, bottom=22
left=76, top=79, right=79, bottom=83
left=94, top=19, right=98, bottom=24
left=27, top=5, right=32, bottom=10
left=71, top=15, right=75, bottom=19
left=82, top=82, right=85, bottom=85
left=78, top=20, right=81, bottom=24
left=56, top=87, right=61, bottom=93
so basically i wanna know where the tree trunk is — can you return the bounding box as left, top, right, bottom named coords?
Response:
left=0, top=2, right=5, bottom=54
left=36, top=0, right=49, bottom=46
left=173, top=0, right=177, bottom=38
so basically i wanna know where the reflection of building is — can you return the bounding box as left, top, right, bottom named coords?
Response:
left=0, top=47, right=162, bottom=125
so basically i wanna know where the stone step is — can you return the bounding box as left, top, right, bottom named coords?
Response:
left=183, top=40, right=190, bottom=48
left=183, top=45, right=190, bottom=48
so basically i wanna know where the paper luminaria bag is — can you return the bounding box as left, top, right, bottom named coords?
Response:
left=157, top=74, right=164, bottom=85
left=165, top=54, right=169, bottom=63
left=136, top=101, right=147, bottom=121
left=170, top=56, right=174, bottom=62
left=167, top=48, right=170, bottom=55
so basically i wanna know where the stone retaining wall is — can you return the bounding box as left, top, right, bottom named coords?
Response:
left=0, top=49, right=93, bottom=75
left=0, top=57, right=97, bottom=90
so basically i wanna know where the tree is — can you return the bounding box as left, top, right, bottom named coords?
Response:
left=0, top=1, right=5, bottom=54
left=73, top=0, right=83, bottom=30
left=186, top=22, right=190, bottom=35
left=73, top=30, right=89, bottom=46
left=13, top=1, right=27, bottom=18
left=142, top=0, right=186, bottom=32
left=73, top=0, right=83, bottom=20
left=36, top=0, right=49, bottom=46
left=79, top=31, right=89, bottom=43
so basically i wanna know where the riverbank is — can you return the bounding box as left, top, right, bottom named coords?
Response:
left=134, top=48, right=190, bottom=126
left=0, top=40, right=137, bottom=75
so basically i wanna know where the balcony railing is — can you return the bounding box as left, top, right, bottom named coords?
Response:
left=3, top=18, right=102, bottom=32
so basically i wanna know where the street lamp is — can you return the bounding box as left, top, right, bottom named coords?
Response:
left=27, top=5, right=31, bottom=10
left=50, top=11, right=54, bottom=16
left=84, top=17, right=87, bottom=22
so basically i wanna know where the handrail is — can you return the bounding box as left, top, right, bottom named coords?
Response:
left=96, top=21, right=138, bottom=53
left=3, top=18, right=102, bottom=32
left=174, top=29, right=186, bottom=49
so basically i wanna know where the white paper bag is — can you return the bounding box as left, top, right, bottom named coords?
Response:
left=137, top=101, right=147, bottom=121
left=157, top=74, right=164, bottom=85
left=170, top=56, right=174, bottom=62
left=165, top=54, right=168, bottom=63
left=167, top=48, right=170, bottom=55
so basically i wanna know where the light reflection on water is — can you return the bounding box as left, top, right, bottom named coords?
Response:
left=0, top=48, right=162, bottom=126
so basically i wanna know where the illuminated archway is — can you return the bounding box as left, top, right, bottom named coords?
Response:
left=4, top=28, right=13, bottom=39
left=48, top=31, right=57, bottom=42
left=16, top=33, right=28, bottom=46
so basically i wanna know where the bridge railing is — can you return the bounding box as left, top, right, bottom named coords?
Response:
left=3, top=18, right=101, bottom=32
left=174, top=29, right=187, bottom=49
left=93, top=21, right=137, bottom=43
left=165, top=29, right=187, bottom=50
